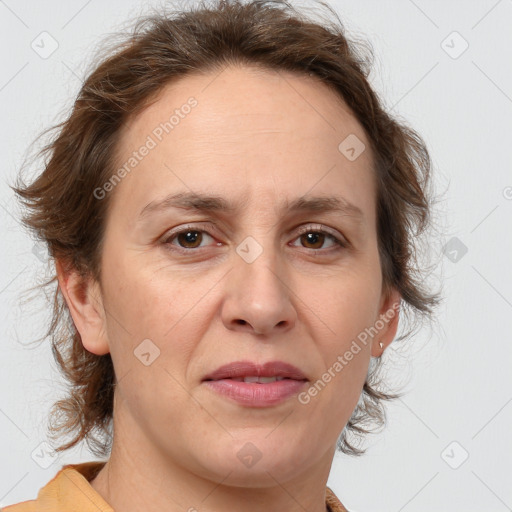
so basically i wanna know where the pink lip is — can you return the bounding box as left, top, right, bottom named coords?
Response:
left=202, top=360, right=307, bottom=381
left=202, top=360, right=308, bottom=407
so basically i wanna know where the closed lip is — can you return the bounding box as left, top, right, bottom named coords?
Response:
left=202, top=360, right=308, bottom=381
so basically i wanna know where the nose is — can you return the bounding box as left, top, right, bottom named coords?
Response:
left=221, top=245, right=297, bottom=336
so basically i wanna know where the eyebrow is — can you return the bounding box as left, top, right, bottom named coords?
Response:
left=138, top=191, right=364, bottom=222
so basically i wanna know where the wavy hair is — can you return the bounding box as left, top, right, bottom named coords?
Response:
left=13, top=0, right=441, bottom=457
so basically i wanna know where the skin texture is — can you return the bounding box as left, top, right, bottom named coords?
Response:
left=57, top=64, right=400, bottom=512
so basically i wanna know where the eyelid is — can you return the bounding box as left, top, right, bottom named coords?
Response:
left=161, top=222, right=218, bottom=245
left=294, top=223, right=344, bottom=240
left=161, top=222, right=348, bottom=252
left=292, top=223, right=348, bottom=249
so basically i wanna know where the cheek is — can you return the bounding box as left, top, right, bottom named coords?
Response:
left=100, top=261, right=210, bottom=428
left=296, top=260, right=382, bottom=412
left=100, top=253, right=222, bottom=376
left=306, top=263, right=382, bottom=348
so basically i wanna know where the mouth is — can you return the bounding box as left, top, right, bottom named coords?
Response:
left=202, top=361, right=308, bottom=407
left=214, top=376, right=293, bottom=383
left=202, top=360, right=308, bottom=382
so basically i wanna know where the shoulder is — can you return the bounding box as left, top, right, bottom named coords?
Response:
left=2, top=500, right=37, bottom=512
left=326, top=485, right=350, bottom=512
left=1, top=461, right=109, bottom=512
left=325, top=486, right=365, bottom=512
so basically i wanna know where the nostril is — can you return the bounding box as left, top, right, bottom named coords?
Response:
left=235, top=319, right=247, bottom=325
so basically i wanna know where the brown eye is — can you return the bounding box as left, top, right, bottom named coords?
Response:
left=163, top=226, right=217, bottom=252
left=176, top=230, right=203, bottom=248
left=300, top=232, right=326, bottom=249
left=290, top=225, right=346, bottom=252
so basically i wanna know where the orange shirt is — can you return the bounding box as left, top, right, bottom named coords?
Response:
left=2, top=461, right=348, bottom=512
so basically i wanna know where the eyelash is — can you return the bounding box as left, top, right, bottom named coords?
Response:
left=162, top=223, right=348, bottom=254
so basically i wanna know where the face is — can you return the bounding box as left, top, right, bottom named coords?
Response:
left=64, top=64, right=400, bottom=487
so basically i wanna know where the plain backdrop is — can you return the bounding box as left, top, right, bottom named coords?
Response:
left=0, top=1, right=511, bottom=511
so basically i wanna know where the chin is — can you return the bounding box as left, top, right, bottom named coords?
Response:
left=192, top=438, right=311, bottom=487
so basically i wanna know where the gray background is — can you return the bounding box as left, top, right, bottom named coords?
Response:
left=0, top=1, right=511, bottom=511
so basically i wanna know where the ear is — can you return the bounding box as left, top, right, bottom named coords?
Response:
left=370, top=286, right=401, bottom=358
left=55, top=258, right=110, bottom=356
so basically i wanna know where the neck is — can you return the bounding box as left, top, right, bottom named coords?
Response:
left=90, top=406, right=334, bottom=512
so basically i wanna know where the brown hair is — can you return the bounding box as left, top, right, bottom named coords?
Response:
left=13, top=0, right=441, bottom=457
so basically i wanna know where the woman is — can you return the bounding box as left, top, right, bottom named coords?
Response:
left=5, top=1, right=439, bottom=511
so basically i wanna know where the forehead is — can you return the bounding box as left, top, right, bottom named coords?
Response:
left=110, top=64, right=376, bottom=222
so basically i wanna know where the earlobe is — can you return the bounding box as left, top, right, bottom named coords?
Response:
left=55, top=258, right=110, bottom=356
left=371, top=287, right=401, bottom=358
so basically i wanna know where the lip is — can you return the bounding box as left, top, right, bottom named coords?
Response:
left=202, top=360, right=308, bottom=408
left=202, top=360, right=308, bottom=381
